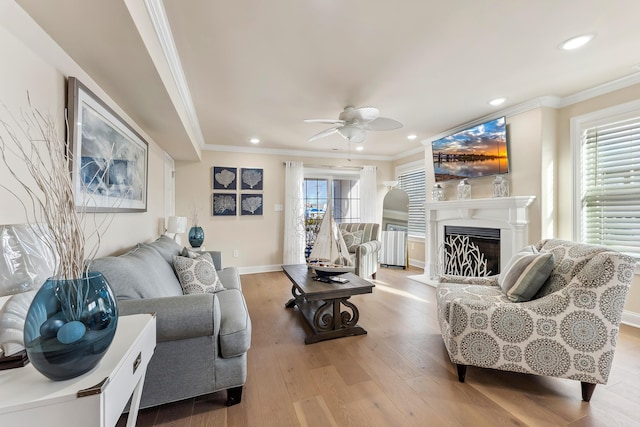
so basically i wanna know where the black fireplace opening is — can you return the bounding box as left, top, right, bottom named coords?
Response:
left=443, top=226, right=501, bottom=276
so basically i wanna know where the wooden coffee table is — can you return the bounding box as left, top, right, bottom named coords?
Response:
left=282, top=264, right=374, bottom=344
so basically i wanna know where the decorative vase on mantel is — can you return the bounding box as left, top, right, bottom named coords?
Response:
left=23, top=272, right=118, bottom=381
left=189, top=226, right=205, bottom=248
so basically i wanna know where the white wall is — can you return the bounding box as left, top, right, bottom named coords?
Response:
left=0, top=3, right=168, bottom=258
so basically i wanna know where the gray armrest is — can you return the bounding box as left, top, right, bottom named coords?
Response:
left=118, top=293, right=219, bottom=342
left=204, top=251, right=222, bottom=270
left=218, top=267, right=241, bottom=291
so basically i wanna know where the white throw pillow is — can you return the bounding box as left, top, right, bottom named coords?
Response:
left=173, top=252, right=225, bottom=294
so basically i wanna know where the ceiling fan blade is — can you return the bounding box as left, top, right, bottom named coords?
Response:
left=309, top=127, right=339, bottom=142
left=304, top=119, right=345, bottom=125
left=365, top=117, right=403, bottom=131
left=341, top=106, right=379, bottom=123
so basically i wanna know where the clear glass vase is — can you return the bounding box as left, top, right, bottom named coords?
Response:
left=23, top=272, right=118, bottom=381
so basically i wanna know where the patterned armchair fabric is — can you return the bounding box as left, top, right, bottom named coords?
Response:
left=338, top=223, right=381, bottom=279
left=436, top=239, right=636, bottom=401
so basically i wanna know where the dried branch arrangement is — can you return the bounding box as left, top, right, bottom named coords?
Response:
left=0, top=102, right=112, bottom=280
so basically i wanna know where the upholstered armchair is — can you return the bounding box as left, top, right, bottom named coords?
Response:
left=436, top=239, right=635, bottom=401
left=338, top=223, right=381, bottom=279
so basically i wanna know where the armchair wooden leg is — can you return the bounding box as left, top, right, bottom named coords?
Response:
left=372, top=272, right=376, bottom=279
left=581, top=382, right=596, bottom=402
left=226, top=386, right=243, bottom=406
left=456, top=364, right=467, bottom=383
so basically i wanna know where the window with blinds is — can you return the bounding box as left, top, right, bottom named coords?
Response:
left=578, top=113, right=640, bottom=257
left=398, top=168, right=426, bottom=238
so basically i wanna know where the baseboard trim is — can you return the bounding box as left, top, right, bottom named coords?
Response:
left=408, top=258, right=425, bottom=269
left=237, top=264, right=282, bottom=275
left=622, top=310, right=640, bottom=329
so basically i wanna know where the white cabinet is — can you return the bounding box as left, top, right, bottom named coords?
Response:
left=0, top=314, right=156, bottom=427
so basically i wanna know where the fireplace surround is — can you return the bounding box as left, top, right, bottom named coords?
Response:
left=424, top=196, right=535, bottom=278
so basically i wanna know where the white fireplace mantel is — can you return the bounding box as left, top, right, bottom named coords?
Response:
left=424, top=196, right=536, bottom=277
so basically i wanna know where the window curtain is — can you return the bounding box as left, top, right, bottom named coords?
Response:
left=283, top=161, right=305, bottom=264
left=360, top=165, right=377, bottom=223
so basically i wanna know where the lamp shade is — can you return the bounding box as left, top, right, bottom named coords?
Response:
left=167, top=216, right=187, bottom=234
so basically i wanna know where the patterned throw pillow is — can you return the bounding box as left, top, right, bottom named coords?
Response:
left=501, top=252, right=555, bottom=302
left=173, top=252, right=225, bottom=294
left=341, top=230, right=364, bottom=252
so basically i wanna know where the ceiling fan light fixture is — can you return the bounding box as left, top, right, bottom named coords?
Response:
left=338, top=125, right=366, bottom=142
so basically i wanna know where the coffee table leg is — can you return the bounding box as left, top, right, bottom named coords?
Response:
left=285, top=285, right=301, bottom=308
left=305, top=297, right=366, bottom=344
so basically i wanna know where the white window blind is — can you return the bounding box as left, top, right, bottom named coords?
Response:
left=399, top=168, right=426, bottom=237
left=579, top=114, right=640, bottom=256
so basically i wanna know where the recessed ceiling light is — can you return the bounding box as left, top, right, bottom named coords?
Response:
left=356, top=146, right=364, bottom=151
left=489, top=97, right=506, bottom=106
left=407, top=134, right=417, bottom=140
left=250, top=138, right=260, bottom=144
left=560, top=34, right=594, bottom=50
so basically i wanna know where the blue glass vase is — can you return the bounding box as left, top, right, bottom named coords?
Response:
left=189, top=226, right=205, bottom=248
left=23, top=272, right=118, bottom=381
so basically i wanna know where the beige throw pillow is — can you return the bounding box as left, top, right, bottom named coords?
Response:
left=173, top=252, right=225, bottom=294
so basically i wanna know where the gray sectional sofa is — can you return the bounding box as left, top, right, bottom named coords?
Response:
left=90, top=236, right=251, bottom=408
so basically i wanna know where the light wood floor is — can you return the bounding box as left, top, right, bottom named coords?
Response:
left=120, top=267, right=640, bottom=427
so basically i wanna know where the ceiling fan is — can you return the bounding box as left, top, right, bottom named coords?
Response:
left=305, top=106, right=403, bottom=143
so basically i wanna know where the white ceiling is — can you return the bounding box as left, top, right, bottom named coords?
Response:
left=15, top=0, right=640, bottom=161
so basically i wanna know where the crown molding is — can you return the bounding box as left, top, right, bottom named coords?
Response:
left=202, top=143, right=394, bottom=161
left=141, top=0, right=205, bottom=149
left=558, top=71, right=640, bottom=107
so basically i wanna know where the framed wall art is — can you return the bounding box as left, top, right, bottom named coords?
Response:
left=213, top=193, right=237, bottom=216
left=240, top=168, right=263, bottom=190
left=241, top=194, right=263, bottom=216
left=67, top=77, right=148, bottom=212
left=213, top=166, right=237, bottom=189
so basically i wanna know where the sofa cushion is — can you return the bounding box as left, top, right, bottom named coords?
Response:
left=90, top=244, right=183, bottom=300
left=216, top=288, right=252, bottom=358
left=173, top=252, right=225, bottom=294
left=146, top=235, right=182, bottom=264
left=503, top=252, right=555, bottom=302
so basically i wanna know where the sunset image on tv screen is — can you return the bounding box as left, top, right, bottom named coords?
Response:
left=431, top=116, right=509, bottom=182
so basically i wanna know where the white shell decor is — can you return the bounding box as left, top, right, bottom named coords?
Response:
left=0, top=290, right=36, bottom=357
left=242, top=196, right=262, bottom=214
left=215, top=169, right=236, bottom=188
left=242, top=169, right=262, bottom=189
left=214, top=194, right=236, bottom=214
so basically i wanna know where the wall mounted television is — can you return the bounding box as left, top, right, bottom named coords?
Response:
left=431, top=116, right=509, bottom=182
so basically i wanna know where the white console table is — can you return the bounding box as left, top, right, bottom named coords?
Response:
left=0, top=313, right=156, bottom=427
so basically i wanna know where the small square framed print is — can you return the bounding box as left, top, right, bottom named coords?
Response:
left=240, top=193, right=263, bottom=215
left=213, top=193, right=237, bottom=216
left=240, top=168, right=263, bottom=190
left=213, top=167, right=237, bottom=190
